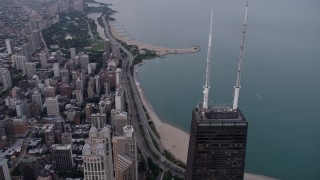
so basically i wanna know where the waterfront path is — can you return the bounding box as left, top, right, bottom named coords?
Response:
left=109, top=21, right=200, bottom=56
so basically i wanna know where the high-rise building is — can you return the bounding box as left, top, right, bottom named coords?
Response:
left=111, top=109, right=128, bottom=135
left=15, top=100, right=27, bottom=117
left=32, top=90, right=43, bottom=111
left=105, top=39, right=111, bottom=54
left=99, top=101, right=106, bottom=114
left=116, top=68, right=122, bottom=86
left=60, top=69, right=69, bottom=84
left=32, top=30, right=41, bottom=50
left=52, top=144, right=73, bottom=172
left=70, top=48, right=76, bottom=60
left=25, top=62, right=37, bottom=79
left=39, top=52, right=47, bottom=68
left=94, top=75, right=100, bottom=95
left=185, top=105, right=248, bottom=180
left=42, top=124, right=55, bottom=149
left=102, top=52, right=108, bottom=68
left=0, top=68, right=12, bottom=90
left=11, top=87, right=21, bottom=98
left=24, top=22, right=32, bottom=34
left=13, top=55, right=27, bottom=74
left=76, top=77, right=82, bottom=90
left=74, top=0, right=84, bottom=12
left=61, top=132, right=72, bottom=145
left=22, top=43, right=32, bottom=61
left=20, top=157, right=39, bottom=180
left=5, top=39, right=14, bottom=55
left=45, top=96, right=59, bottom=116
left=26, top=34, right=36, bottom=53
left=104, top=80, right=109, bottom=95
left=43, top=86, right=56, bottom=98
left=87, top=76, right=95, bottom=99
left=0, top=158, right=11, bottom=180
left=186, top=6, right=249, bottom=180
left=83, top=125, right=113, bottom=180
left=53, top=63, right=60, bottom=77
left=4, top=117, right=28, bottom=138
left=75, top=90, right=83, bottom=103
left=60, top=84, right=71, bottom=98
left=85, top=103, right=93, bottom=122
left=115, top=87, right=124, bottom=112
left=112, top=125, right=137, bottom=180
left=74, top=55, right=80, bottom=66
left=80, top=54, right=89, bottom=71
left=91, top=113, right=107, bottom=129
left=56, top=50, right=62, bottom=62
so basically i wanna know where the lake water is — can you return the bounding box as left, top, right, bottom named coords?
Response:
left=96, top=0, right=320, bottom=179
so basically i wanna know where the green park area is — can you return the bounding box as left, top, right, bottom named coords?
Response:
left=85, top=39, right=105, bottom=52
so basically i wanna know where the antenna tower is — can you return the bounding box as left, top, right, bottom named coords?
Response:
left=232, top=0, right=249, bottom=111
left=202, top=9, right=214, bottom=110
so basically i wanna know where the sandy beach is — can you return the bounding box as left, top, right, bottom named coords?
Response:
left=109, top=22, right=200, bottom=56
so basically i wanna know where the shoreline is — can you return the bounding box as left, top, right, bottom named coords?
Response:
left=108, top=21, right=200, bottom=56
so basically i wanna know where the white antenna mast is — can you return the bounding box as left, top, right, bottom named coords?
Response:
left=232, top=0, right=249, bottom=111
left=202, top=9, right=214, bottom=110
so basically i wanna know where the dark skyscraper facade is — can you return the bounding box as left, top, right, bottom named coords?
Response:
left=185, top=105, right=248, bottom=180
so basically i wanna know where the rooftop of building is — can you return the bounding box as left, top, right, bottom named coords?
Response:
left=52, top=144, right=71, bottom=150
left=195, top=104, right=247, bottom=122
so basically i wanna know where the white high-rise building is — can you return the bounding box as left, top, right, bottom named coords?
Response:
left=115, top=87, right=124, bottom=112
left=70, top=48, right=76, bottom=60
left=53, top=63, right=60, bottom=77
left=5, top=39, right=14, bottom=55
left=45, top=96, right=59, bottom=116
left=116, top=68, right=122, bottom=86
left=83, top=125, right=113, bottom=180
left=94, top=75, right=100, bottom=95
left=112, top=125, right=137, bottom=180
left=0, top=157, right=11, bottom=180
left=0, top=68, right=12, bottom=90
left=25, top=62, right=37, bottom=79
left=32, top=90, right=43, bottom=111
